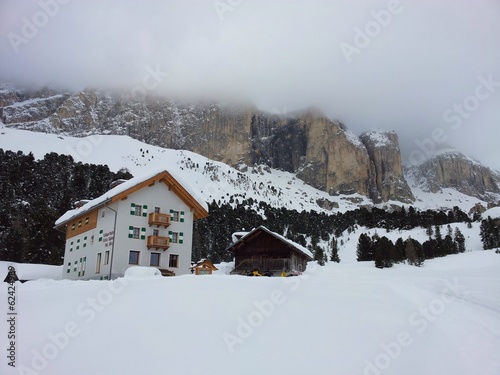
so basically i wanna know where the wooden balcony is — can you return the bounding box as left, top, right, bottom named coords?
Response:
left=148, top=212, right=171, bottom=228
left=147, top=236, right=170, bottom=250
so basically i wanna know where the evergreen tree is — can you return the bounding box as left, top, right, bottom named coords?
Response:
left=454, top=227, right=466, bottom=253
left=405, top=238, right=424, bottom=266
left=374, top=236, right=394, bottom=268
left=356, top=233, right=374, bottom=261
left=330, top=238, right=340, bottom=263
left=394, top=237, right=406, bottom=263
left=425, top=225, right=433, bottom=238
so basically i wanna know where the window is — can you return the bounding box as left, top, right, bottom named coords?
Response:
left=71, top=224, right=75, bottom=231
left=78, top=220, right=82, bottom=227
left=153, top=229, right=159, bottom=236
left=66, top=262, right=71, bottom=273
left=129, top=251, right=140, bottom=265
left=85, top=217, right=89, bottom=225
left=101, top=210, right=106, bottom=218
left=104, top=250, right=110, bottom=265
left=134, top=205, right=142, bottom=216
left=78, top=257, right=86, bottom=277
left=96, top=253, right=102, bottom=273
left=169, top=254, right=179, bottom=268
left=81, top=257, right=86, bottom=276
left=171, top=211, right=180, bottom=221
left=150, top=252, right=160, bottom=267
left=129, top=226, right=146, bottom=239
left=169, top=231, right=183, bottom=244
left=171, top=232, right=179, bottom=243
left=154, top=207, right=160, bottom=214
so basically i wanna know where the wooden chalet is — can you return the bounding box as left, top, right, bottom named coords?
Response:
left=227, top=226, right=313, bottom=276
left=190, top=258, right=218, bottom=275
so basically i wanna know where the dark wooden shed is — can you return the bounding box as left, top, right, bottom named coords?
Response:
left=227, top=226, right=313, bottom=276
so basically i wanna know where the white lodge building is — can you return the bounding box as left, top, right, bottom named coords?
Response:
left=55, top=169, right=209, bottom=280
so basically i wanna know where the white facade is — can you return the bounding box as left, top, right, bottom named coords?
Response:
left=59, top=171, right=206, bottom=280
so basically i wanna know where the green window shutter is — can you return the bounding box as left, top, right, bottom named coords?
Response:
left=128, top=226, right=134, bottom=238
left=179, top=232, right=184, bottom=244
left=99, top=229, right=104, bottom=242
left=168, top=230, right=173, bottom=240
left=170, top=209, right=174, bottom=214
left=180, top=211, right=185, bottom=222
left=130, top=203, right=136, bottom=215
left=142, top=205, right=148, bottom=217
left=67, top=263, right=71, bottom=273
left=140, top=227, right=146, bottom=240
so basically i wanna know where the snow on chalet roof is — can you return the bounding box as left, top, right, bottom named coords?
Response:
left=231, top=226, right=314, bottom=260
left=55, top=168, right=209, bottom=226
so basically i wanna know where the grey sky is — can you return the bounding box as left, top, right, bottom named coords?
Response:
left=1, top=0, right=499, bottom=170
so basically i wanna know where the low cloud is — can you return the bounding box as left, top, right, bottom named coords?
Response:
left=1, top=0, right=499, bottom=169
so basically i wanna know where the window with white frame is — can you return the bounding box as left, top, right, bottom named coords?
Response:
left=150, top=252, right=160, bottom=267
left=129, top=251, right=140, bottom=265
left=169, top=254, right=179, bottom=268
left=171, top=210, right=180, bottom=221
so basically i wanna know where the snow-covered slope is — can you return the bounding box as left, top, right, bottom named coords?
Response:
left=0, top=123, right=370, bottom=213
left=0, top=123, right=494, bottom=213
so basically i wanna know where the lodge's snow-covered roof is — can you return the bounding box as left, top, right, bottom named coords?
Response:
left=55, top=168, right=209, bottom=226
left=229, top=225, right=314, bottom=260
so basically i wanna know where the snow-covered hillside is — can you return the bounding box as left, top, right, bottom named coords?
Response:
left=0, top=124, right=492, bottom=213
left=1, top=247, right=499, bottom=375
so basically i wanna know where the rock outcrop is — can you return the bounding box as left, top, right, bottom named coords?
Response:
left=405, top=149, right=500, bottom=201
left=360, top=130, right=414, bottom=203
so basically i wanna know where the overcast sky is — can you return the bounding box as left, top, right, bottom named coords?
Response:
left=1, top=0, right=499, bottom=170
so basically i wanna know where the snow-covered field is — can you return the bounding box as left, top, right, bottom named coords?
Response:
left=1, top=245, right=499, bottom=375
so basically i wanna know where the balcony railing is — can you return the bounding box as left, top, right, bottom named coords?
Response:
left=148, top=212, right=171, bottom=228
left=147, top=236, right=170, bottom=250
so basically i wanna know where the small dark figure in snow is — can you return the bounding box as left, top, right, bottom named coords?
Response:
left=4, top=267, right=19, bottom=283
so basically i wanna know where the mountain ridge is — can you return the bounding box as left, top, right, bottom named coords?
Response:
left=1, top=84, right=498, bottom=205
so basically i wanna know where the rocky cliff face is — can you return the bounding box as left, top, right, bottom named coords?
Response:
left=405, top=149, right=500, bottom=201
left=360, top=130, right=414, bottom=203
left=1, top=83, right=497, bottom=204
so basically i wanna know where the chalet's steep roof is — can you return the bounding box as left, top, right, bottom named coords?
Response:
left=55, top=168, right=208, bottom=227
left=227, top=226, right=313, bottom=260
left=190, top=258, right=218, bottom=271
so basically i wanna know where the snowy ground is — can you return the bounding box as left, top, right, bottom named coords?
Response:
left=1, top=246, right=499, bottom=375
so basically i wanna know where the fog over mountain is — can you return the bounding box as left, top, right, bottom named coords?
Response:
left=1, top=0, right=499, bottom=169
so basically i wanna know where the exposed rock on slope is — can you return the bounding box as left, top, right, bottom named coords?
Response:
left=360, top=130, right=414, bottom=203
left=405, top=149, right=500, bottom=201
